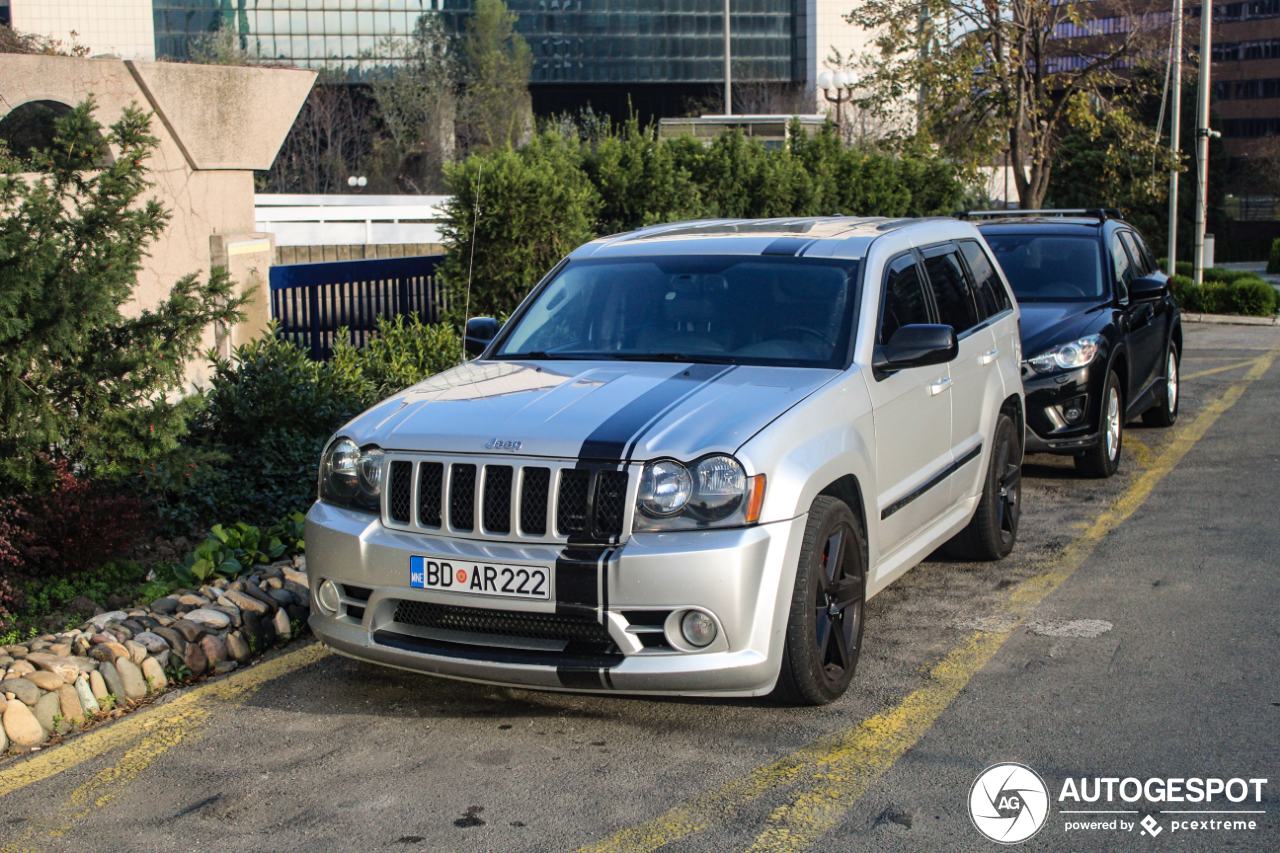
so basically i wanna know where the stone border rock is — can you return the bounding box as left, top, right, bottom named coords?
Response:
left=1182, top=312, right=1278, bottom=326
left=1, top=558, right=309, bottom=754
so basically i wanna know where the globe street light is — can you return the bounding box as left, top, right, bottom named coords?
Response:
left=817, top=70, right=857, bottom=141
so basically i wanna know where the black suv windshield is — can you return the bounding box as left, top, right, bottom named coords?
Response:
left=984, top=234, right=1105, bottom=302
left=493, top=256, right=860, bottom=368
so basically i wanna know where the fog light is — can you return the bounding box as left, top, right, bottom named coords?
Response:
left=316, top=579, right=341, bottom=615
left=680, top=610, right=717, bottom=648
left=1063, top=395, right=1087, bottom=424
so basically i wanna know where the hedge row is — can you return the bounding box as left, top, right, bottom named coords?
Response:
left=1169, top=274, right=1278, bottom=316
left=436, top=122, right=968, bottom=318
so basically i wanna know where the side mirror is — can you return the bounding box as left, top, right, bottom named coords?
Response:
left=872, top=324, right=958, bottom=377
left=464, top=316, right=500, bottom=357
left=1130, top=276, right=1168, bottom=302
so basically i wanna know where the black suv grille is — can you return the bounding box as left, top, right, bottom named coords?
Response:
left=392, top=600, right=614, bottom=648
left=594, top=471, right=628, bottom=538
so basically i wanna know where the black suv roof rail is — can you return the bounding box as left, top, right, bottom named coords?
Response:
left=956, top=208, right=1123, bottom=221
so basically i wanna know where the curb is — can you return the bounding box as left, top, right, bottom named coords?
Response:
left=1183, top=312, right=1278, bottom=327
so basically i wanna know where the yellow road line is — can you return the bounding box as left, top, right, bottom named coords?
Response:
left=0, top=643, right=331, bottom=801
left=586, top=347, right=1279, bottom=853
left=1182, top=358, right=1259, bottom=381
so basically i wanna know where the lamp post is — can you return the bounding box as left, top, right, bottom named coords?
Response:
left=817, top=70, right=857, bottom=141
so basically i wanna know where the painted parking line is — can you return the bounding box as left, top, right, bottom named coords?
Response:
left=1181, top=358, right=1260, bottom=381
left=0, top=643, right=331, bottom=801
left=585, top=346, right=1279, bottom=853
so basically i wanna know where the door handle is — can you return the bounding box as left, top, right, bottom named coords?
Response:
left=979, top=348, right=999, bottom=365
left=929, top=376, right=953, bottom=395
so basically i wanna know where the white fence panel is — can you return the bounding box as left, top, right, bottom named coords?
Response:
left=254, top=193, right=452, bottom=246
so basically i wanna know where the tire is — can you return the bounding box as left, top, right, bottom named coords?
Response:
left=772, top=496, right=867, bottom=706
left=944, top=413, right=1022, bottom=561
left=1075, top=370, right=1123, bottom=478
left=1142, top=342, right=1179, bottom=427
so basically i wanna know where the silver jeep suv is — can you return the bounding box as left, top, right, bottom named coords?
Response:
left=307, top=217, right=1024, bottom=704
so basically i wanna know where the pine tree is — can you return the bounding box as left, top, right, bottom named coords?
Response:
left=0, top=99, right=246, bottom=496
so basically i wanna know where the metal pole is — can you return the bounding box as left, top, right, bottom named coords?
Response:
left=723, top=0, right=732, bottom=115
left=1167, top=0, right=1183, bottom=272
left=1192, top=0, right=1212, bottom=285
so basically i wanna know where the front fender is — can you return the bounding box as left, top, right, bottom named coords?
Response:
left=734, top=371, right=879, bottom=562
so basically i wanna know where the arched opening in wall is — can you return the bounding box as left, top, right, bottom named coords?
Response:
left=0, top=100, right=113, bottom=169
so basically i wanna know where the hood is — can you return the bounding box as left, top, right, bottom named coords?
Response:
left=1019, top=302, right=1110, bottom=356
left=341, top=359, right=841, bottom=462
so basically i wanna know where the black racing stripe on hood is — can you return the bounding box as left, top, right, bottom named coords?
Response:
left=762, top=236, right=818, bottom=256
left=577, top=363, right=736, bottom=462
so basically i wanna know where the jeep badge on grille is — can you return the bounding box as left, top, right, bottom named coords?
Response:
left=484, top=438, right=523, bottom=451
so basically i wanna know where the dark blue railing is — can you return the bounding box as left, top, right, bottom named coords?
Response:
left=269, top=255, right=447, bottom=359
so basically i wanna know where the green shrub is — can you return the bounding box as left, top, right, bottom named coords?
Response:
left=1223, top=277, right=1278, bottom=316
left=1169, top=274, right=1198, bottom=310
left=330, top=314, right=461, bottom=402
left=440, top=131, right=601, bottom=319
left=1268, top=238, right=1280, bottom=275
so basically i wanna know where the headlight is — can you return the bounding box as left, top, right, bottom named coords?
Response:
left=318, top=437, right=384, bottom=512
left=635, top=454, right=766, bottom=531
left=1025, top=334, right=1102, bottom=374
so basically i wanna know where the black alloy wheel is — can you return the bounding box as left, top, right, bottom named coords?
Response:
left=774, top=496, right=866, bottom=705
left=945, top=412, right=1022, bottom=560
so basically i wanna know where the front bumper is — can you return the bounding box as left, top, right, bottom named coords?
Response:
left=305, top=502, right=807, bottom=697
left=1023, top=363, right=1102, bottom=454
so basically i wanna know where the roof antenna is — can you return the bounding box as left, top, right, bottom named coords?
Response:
left=460, top=164, right=482, bottom=364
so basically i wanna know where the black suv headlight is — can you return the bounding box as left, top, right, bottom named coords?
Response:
left=1025, top=334, right=1102, bottom=374
left=318, top=437, right=384, bottom=512
left=634, top=454, right=766, bottom=531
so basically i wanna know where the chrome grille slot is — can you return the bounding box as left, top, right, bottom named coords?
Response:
left=557, top=469, right=591, bottom=536
left=417, top=461, right=443, bottom=527
left=520, top=467, right=550, bottom=535
left=482, top=465, right=513, bottom=534
left=449, top=463, right=476, bottom=531
left=388, top=461, right=413, bottom=523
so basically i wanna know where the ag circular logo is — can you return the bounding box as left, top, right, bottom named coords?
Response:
left=969, top=763, right=1050, bottom=844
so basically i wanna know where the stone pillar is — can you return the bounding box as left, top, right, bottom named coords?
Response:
left=210, top=232, right=276, bottom=357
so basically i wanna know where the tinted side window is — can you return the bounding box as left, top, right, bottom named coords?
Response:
left=923, top=247, right=979, bottom=332
left=1119, top=231, right=1152, bottom=276
left=959, top=239, right=1011, bottom=319
left=879, top=255, right=930, bottom=344
left=1110, top=236, right=1134, bottom=302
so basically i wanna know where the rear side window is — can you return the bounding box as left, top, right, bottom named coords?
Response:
left=958, top=240, right=1011, bottom=319
left=1110, top=236, right=1134, bottom=302
left=923, top=247, right=979, bottom=333
left=1119, top=231, right=1154, bottom=276
left=879, top=254, right=930, bottom=344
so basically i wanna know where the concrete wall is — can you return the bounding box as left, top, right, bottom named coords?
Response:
left=0, top=54, right=315, bottom=385
left=8, top=0, right=157, bottom=60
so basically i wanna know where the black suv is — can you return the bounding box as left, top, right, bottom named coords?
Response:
left=972, top=210, right=1181, bottom=477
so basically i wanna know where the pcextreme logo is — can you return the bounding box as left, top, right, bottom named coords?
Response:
left=969, top=763, right=1270, bottom=844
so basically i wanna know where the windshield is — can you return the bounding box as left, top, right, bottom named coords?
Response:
left=984, top=235, right=1105, bottom=302
left=493, top=256, right=860, bottom=368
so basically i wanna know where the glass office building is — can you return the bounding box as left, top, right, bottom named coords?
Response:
left=151, top=1, right=802, bottom=84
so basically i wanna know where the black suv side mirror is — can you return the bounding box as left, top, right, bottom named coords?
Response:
left=1130, top=276, right=1168, bottom=302
left=873, top=324, right=958, bottom=377
left=464, top=316, right=500, bottom=356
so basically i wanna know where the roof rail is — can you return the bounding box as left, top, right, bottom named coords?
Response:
left=956, top=208, right=1123, bottom=221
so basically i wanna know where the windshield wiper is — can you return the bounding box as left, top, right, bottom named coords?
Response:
left=497, top=351, right=582, bottom=360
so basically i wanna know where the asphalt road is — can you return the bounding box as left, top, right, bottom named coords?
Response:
left=2, top=323, right=1277, bottom=852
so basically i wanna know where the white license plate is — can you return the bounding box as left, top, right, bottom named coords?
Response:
left=409, top=556, right=550, bottom=600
